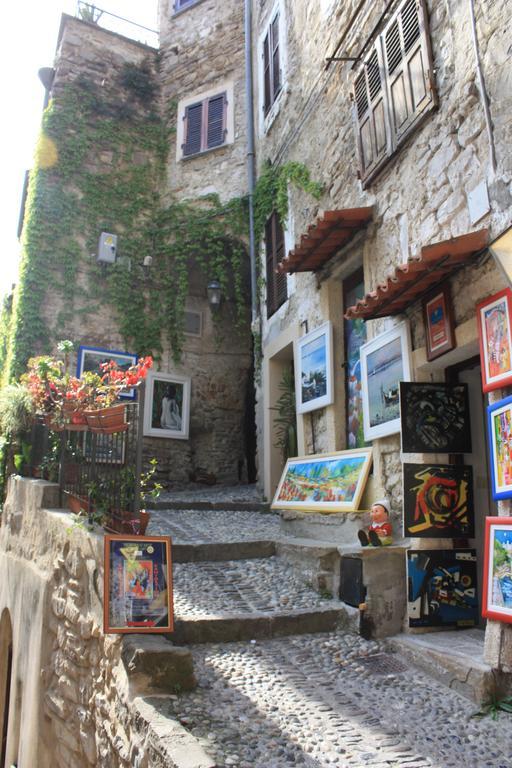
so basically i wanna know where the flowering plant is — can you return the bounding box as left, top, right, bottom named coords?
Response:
left=84, top=356, right=153, bottom=410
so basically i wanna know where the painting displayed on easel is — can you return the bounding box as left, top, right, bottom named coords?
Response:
left=403, top=463, right=475, bottom=538
left=271, top=448, right=373, bottom=513
left=476, top=288, right=512, bottom=393
left=400, top=382, right=472, bottom=454
left=407, top=549, right=478, bottom=628
left=482, top=517, right=512, bottom=624
left=487, top=395, right=512, bottom=500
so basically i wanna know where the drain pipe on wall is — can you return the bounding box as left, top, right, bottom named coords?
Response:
left=245, top=0, right=258, bottom=326
left=468, top=0, right=497, bottom=175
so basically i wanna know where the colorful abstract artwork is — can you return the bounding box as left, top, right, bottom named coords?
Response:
left=423, top=285, right=455, bottom=361
left=487, top=395, right=512, bottom=500
left=403, top=464, right=474, bottom=538
left=407, top=549, right=478, bottom=628
left=476, top=288, right=512, bottom=393
left=295, top=322, right=334, bottom=414
left=344, top=275, right=367, bottom=448
left=271, top=448, right=373, bottom=513
left=400, top=382, right=472, bottom=454
left=482, top=517, right=512, bottom=624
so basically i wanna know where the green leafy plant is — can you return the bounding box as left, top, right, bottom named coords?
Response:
left=140, top=458, right=163, bottom=503
left=273, top=367, right=298, bottom=461
left=0, top=384, right=35, bottom=436
left=471, top=694, right=512, bottom=720
left=13, top=441, right=32, bottom=476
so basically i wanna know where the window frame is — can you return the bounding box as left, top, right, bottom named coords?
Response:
left=177, top=83, right=234, bottom=162
left=173, top=0, right=205, bottom=15
left=265, top=211, right=288, bottom=319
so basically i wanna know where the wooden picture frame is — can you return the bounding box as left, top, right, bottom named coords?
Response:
left=422, top=285, right=455, bottom=361
left=360, top=321, right=413, bottom=441
left=482, top=517, right=512, bottom=624
left=487, top=395, right=512, bottom=500
left=476, top=288, right=512, bottom=393
left=143, top=371, right=191, bottom=440
left=400, top=381, right=472, bottom=454
left=77, top=345, right=138, bottom=400
left=104, top=535, right=173, bottom=634
left=295, top=322, right=334, bottom=415
left=271, top=448, right=373, bottom=513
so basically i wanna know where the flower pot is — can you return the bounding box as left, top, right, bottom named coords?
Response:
left=67, top=493, right=91, bottom=515
left=139, top=509, right=151, bottom=536
left=63, top=402, right=88, bottom=431
left=84, top=403, right=128, bottom=435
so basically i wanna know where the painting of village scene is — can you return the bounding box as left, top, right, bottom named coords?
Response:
left=272, top=449, right=372, bottom=513
left=477, top=288, right=512, bottom=392
left=488, top=395, right=512, bottom=500
left=483, top=518, right=512, bottom=624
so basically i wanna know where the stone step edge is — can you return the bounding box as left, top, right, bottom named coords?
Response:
left=147, top=500, right=271, bottom=512
left=172, top=539, right=276, bottom=563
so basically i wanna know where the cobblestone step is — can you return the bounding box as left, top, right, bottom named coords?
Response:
left=172, top=540, right=276, bottom=563
left=148, top=508, right=280, bottom=544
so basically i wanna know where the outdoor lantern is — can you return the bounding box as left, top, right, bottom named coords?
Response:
left=142, top=255, right=153, bottom=278
left=207, top=279, right=222, bottom=309
left=489, top=226, right=512, bottom=288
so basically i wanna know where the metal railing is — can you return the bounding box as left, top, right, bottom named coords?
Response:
left=76, top=2, right=159, bottom=48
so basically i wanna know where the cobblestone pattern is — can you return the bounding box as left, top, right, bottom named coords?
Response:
left=168, top=632, right=512, bottom=768
left=149, top=508, right=280, bottom=543
left=157, top=485, right=264, bottom=505
left=173, top=558, right=338, bottom=618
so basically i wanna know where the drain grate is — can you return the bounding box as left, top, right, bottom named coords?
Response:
left=354, top=653, right=407, bottom=675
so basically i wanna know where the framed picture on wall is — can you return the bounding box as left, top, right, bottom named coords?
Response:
left=482, top=517, right=512, bottom=624
left=77, top=346, right=138, bottom=400
left=476, top=288, right=512, bottom=393
left=104, top=535, right=173, bottom=634
left=400, top=382, right=472, bottom=454
left=295, top=322, right=334, bottom=414
left=360, top=321, right=412, bottom=441
left=403, top=463, right=475, bottom=538
left=422, top=285, right=455, bottom=361
left=143, top=371, right=191, bottom=439
left=487, top=395, right=512, bottom=500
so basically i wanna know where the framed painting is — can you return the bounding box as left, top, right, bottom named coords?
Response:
left=487, top=395, right=512, bottom=500
left=407, top=549, right=478, bottom=628
left=422, top=285, right=455, bottom=362
left=104, top=535, right=173, bottom=634
left=360, top=322, right=412, bottom=441
left=77, top=345, right=138, bottom=400
left=295, top=322, right=334, bottom=415
left=476, top=288, right=512, bottom=393
left=482, top=517, right=512, bottom=624
left=400, top=382, right=472, bottom=454
left=143, top=371, right=191, bottom=440
left=403, top=463, right=475, bottom=538
left=271, top=448, right=373, bottom=513
left=343, top=269, right=367, bottom=448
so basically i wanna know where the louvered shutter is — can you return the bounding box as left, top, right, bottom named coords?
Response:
left=183, top=102, right=203, bottom=156
left=383, top=0, right=436, bottom=145
left=265, top=212, right=287, bottom=318
left=353, top=42, right=390, bottom=184
left=263, top=32, right=271, bottom=115
left=271, top=14, right=281, bottom=100
left=274, top=214, right=287, bottom=308
left=207, top=94, right=226, bottom=149
left=265, top=217, right=275, bottom=315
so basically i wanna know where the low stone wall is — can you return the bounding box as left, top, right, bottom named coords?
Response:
left=0, top=477, right=208, bottom=768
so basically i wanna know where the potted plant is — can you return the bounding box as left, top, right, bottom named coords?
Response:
left=139, top=458, right=163, bottom=534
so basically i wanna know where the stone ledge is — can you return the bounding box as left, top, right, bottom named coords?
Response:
left=121, top=635, right=196, bottom=694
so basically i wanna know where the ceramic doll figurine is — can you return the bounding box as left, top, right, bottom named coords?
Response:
left=358, top=499, right=393, bottom=547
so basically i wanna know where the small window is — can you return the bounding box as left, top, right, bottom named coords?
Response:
left=265, top=211, right=287, bottom=318
left=182, top=93, right=228, bottom=157
left=174, top=0, right=198, bottom=11
left=184, top=310, right=202, bottom=337
left=263, top=12, right=281, bottom=116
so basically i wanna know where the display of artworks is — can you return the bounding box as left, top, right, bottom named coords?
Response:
left=403, top=463, right=474, bottom=538
left=487, top=395, right=512, bottom=500
left=295, top=322, right=334, bottom=414
left=271, top=448, right=373, bottom=513
left=400, top=382, right=472, bottom=454
left=476, top=288, right=512, bottom=393
left=482, top=517, right=512, bottom=624
left=77, top=345, right=138, bottom=399
left=343, top=274, right=367, bottom=448
left=422, top=285, right=455, bottom=362
left=360, top=322, right=412, bottom=441
left=143, top=371, right=191, bottom=440
left=104, top=535, right=173, bottom=633
left=407, top=549, right=478, bottom=628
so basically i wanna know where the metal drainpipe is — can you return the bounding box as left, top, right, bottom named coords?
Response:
left=245, top=0, right=258, bottom=325
left=468, top=0, right=497, bottom=175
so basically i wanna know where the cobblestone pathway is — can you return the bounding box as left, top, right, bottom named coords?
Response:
left=150, top=508, right=280, bottom=543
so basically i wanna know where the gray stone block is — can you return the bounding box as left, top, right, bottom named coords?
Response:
left=122, top=635, right=196, bottom=693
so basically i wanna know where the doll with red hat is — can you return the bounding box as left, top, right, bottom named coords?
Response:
left=357, top=498, right=393, bottom=547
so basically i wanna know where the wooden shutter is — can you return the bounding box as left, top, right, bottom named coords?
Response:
left=271, top=13, right=281, bottom=100
left=183, top=102, right=203, bottom=156
left=263, top=31, right=271, bottom=115
left=353, top=42, right=390, bottom=184
left=383, top=0, right=437, bottom=145
left=207, top=94, right=226, bottom=149
left=265, top=212, right=287, bottom=318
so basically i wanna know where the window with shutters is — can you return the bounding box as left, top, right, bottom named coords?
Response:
left=265, top=212, right=287, bottom=318
left=263, top=12, right=281, bottom=117
left=352, top=0, right=437, bottom=187
left=173, top=0, right=201, bottom=13
left=258, top=1, right=287, bottom=134
left=176, top=83, right=234, bottom=161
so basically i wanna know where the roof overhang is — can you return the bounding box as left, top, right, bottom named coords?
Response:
left=278, top=207, right=373, bottom=274
left=345, top=228, right=489, bottom=320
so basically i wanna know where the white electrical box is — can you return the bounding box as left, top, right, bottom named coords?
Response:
left=97, top=232, right=118, bottom=264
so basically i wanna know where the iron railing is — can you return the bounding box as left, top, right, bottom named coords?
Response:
left=76, top=2, right=159, bottom=48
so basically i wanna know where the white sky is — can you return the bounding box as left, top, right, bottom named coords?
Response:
left=0, top=1, right=159, bottom=301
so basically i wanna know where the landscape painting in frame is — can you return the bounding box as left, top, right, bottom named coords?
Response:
left=403, top=463, right=475, bottom=538
left=487, top=395, right=512, bottom=500
left=295, top=322, right=334, bottom=414
left=360, top=322, right=412, bottom=441
left=407, top=549, right=478, bottom=629
left=77, top=345, right=137, bottom=399
left=143, top=371, right=191, bottom=440
left=271, top=448, right=373, bottom=513
left=104, top=535, right=173, bottom=634
left=400, top=382, right=472, bottom=454
left=482, top=517, right=512, bottom=624
left=476, top=288, right=512, bottom=393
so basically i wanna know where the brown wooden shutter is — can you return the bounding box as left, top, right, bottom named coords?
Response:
left=263, top=32, right=271, bottom=115
left=207, top=94, right=226, bottom=149
left=183, top=102, right=203, bottom=156
left=353, top=42, right=390, bottom=184
left=271, top=13, right=281, bottom=100
left=265, top=212, right=287, bottom=318
left=383, top=0, right=437, bottom=146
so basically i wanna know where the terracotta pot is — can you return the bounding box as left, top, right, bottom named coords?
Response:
left=84, top=403, right=128, bottom=435
left=67, top=493, right=91, bottom=515
left=63, top=402, right=88, bottom=431
left=106, top=508, right=140, bottom=534
left=139, top=509, right=151, bottom=536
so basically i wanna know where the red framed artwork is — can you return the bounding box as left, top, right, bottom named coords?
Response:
left=104, top=535, right=173, bottom=634
left=476, top=288, right=512, bottom=393
left=422, top=285, right=455, bottom=361
left=482, top=517, right=512, bottom=624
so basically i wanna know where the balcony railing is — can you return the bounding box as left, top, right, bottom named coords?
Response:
left=76, top=2, right=159, bottom=48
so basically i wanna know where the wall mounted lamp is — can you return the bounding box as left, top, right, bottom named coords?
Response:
left=207, top=279, right=222, bottom=309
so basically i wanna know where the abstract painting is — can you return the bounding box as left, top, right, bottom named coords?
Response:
left=295, top=322, right=334, bottom=414
left=400, top=382, right=472, bottom=454
left=407, top=549, right=478, bottom=628
left=403, top=463, right=474, bottom=538
left=344, top=273, right=367, bottom=448
left=476, top=288, right=512, bottom=393
left=422, top=285, right=455, bottom=361
left=271, top=448, right=373, bottom=513
left=487, top=395, right=512, bottom=500
left=482, top=517, right=512, bottom=624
